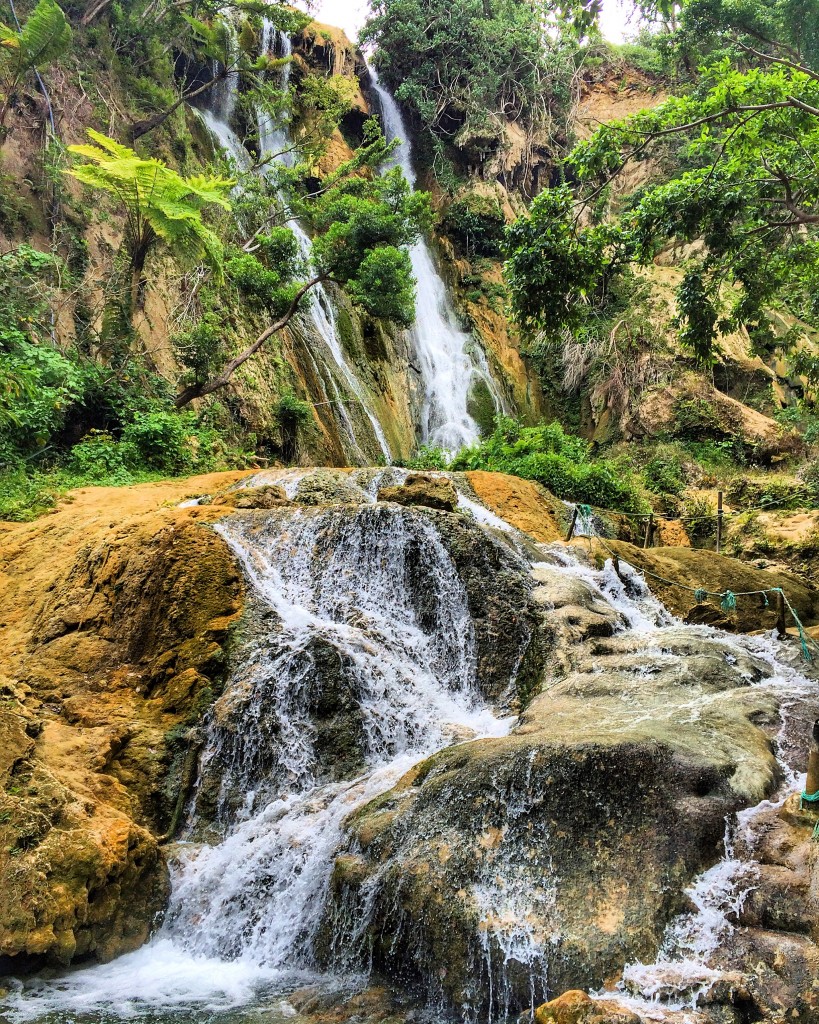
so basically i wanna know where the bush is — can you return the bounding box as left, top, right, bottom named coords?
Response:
left=682, top=494, right=716, bottom=541
left=443, top=193, right=506, bottom=258
left=402, top=445, right=451, bottom=471
left=274, top=392, right=312, bottom=463
left=67, top=430, right=139, bottom=482
left=642, top=452, right=686, bottom=496
left=449, top=416, right=648, bottom=513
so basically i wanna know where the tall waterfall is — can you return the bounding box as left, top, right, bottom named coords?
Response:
left=257, top=24, right=393, bottom=464
left=368, top=69, right=502, bottom=451
left=197, top=27, right=392, bottom=465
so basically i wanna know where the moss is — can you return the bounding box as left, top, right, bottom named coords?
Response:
left=467, top=376, right=497, bottom=436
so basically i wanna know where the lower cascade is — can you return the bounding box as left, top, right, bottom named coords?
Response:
left=3, top=469, right=819, bottom=1024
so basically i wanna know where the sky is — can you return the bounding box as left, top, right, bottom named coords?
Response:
left=301, top=0, right=637, bottom=45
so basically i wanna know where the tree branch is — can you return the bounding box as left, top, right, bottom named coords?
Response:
left=174, top=273, right=329, bottom=407
left=736, top=41, right=819, bottom=83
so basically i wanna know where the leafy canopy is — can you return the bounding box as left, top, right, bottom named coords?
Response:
left=361, top=0, right=594, bottom=180
left=506, top=0, right=819, bottom=371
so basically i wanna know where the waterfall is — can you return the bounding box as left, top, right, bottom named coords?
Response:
left=367, top=68, right=503, bottom=452
left=197, top=25, right=392, bottom=465
left=4, top=475, right=818, bottom=1023
left=5, top=499, right=511, bottom=1019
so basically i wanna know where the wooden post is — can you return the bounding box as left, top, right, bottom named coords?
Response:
left=716, top=491, right=724, bottom=555
left=776, top=590, right=787, bottom=639
left=565, top=506, right=578, bottom=542
left=643, top=513, right=654, bottom=549
left=806, top=720, right=819, bottom=798
left=612, top=552, right=624, bottom=583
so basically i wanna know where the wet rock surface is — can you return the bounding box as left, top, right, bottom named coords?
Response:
left=0, top=472, right=247, bottom=967
left=377, top=472, right=459, bottom=511
left=3, top=465, right=819, bottom=1024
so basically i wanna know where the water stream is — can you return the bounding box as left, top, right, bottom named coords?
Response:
left=367, top=70, right=504, bottom=452
left=197, top=27, right=391, bottom=465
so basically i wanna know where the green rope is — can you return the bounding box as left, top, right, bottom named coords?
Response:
left=694, top=588, right=708, bottom=604
left=801, top=789, right=819, bottom=804
left=578, top=504, right=593, bottom=519
left=720, top=590, right=737, bottom=612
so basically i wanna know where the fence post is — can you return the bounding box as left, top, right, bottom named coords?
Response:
left=643, top=513, right=654, bottom=549
left=776, top=590, right=787, bottom=639
left=716, top=491, right=724, bottom=554
left=565, top=506, right=579, bottom=542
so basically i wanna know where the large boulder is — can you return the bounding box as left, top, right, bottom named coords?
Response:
left=319, top=626, right=782, bottom=1014
left=378, top=473, right=459, bottom=512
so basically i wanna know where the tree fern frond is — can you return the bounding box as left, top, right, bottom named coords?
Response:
left=16, top=0, right=70, bottom=70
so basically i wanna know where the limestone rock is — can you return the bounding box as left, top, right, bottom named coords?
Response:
left=592, top=540, right=819, bottom=633
left=378, top=473, right=459, bottom=512
left=211, top=484, right=289, bottom=509
left=320, top=626, right=783, bottom=1014
left=0, top=473, right=246, bottom=968
left=534, top=991, right=640, bottom=1024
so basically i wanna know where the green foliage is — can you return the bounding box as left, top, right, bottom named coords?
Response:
left=274, top=390, right=312, bottom=462
left=449, top=416, right=648, bottom=512
left=642, top=451, right=687, bottom=495
left=682, top=493, right=717, bottom=540
left=0, top=0, right=71, bottom=129
left=443, top=192, right=506, bottom=257
left=362, top=0, right=591, bottom=179
left=551, top=3, right=819, bottom=367
left=401, top=444, right=450, bottom=470
left=66, top=130, right=234, bottom=284
left=345, top=246, right=415, bottom=326
left=504, top=186, right=634, bottom=340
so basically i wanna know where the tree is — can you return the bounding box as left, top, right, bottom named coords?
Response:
left=173, top=121, right=430, bottom=408
left=66, top=129, right=234, bottom=313
left=0, top=0, right=71, bottom=130
left=508, top=0, right=819, bottom=371
left=125, top=5, right=307, bottom=141
left=361, top=0, right=595, bottom=183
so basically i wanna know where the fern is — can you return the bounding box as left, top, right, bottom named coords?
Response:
left=66, top=130, right=234, bottom=311
left=0, top=0, right=70, bottom=127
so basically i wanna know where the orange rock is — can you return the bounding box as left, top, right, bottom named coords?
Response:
left=465, top=470, right=563, bottom=542
left=534, top=990, right=640, bottom=1024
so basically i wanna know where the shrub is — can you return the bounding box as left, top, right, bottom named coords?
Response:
left=67, top=430, right=138, bottom=482
left=274, top=392, right=312, bottom=463
left=449, top=416, right=648, bottom=513
left=682, top=494, right=716, bottom=541
left=402, top=444, right=450, bottom=471
left=643, top=452, right=686, bottom=496
left=443, top=193, right=506, bottom=258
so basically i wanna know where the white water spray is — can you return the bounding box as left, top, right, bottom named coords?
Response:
left=197, top=26, right=392, bottom=465
left=367, top=68, right=503, bottom=451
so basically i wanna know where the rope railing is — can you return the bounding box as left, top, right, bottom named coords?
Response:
left=589, top=529, right=819, bottom=663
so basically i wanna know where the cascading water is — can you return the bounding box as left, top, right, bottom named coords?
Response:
left=5, top=499, right=510, bottom=1021
left=4, top=477, right=818, bottom=1024
left=197, top=25, right=392, bottom=465
left=367, top=69, right=504, bottom=451
left=256, top=24, right=393, bottom=464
